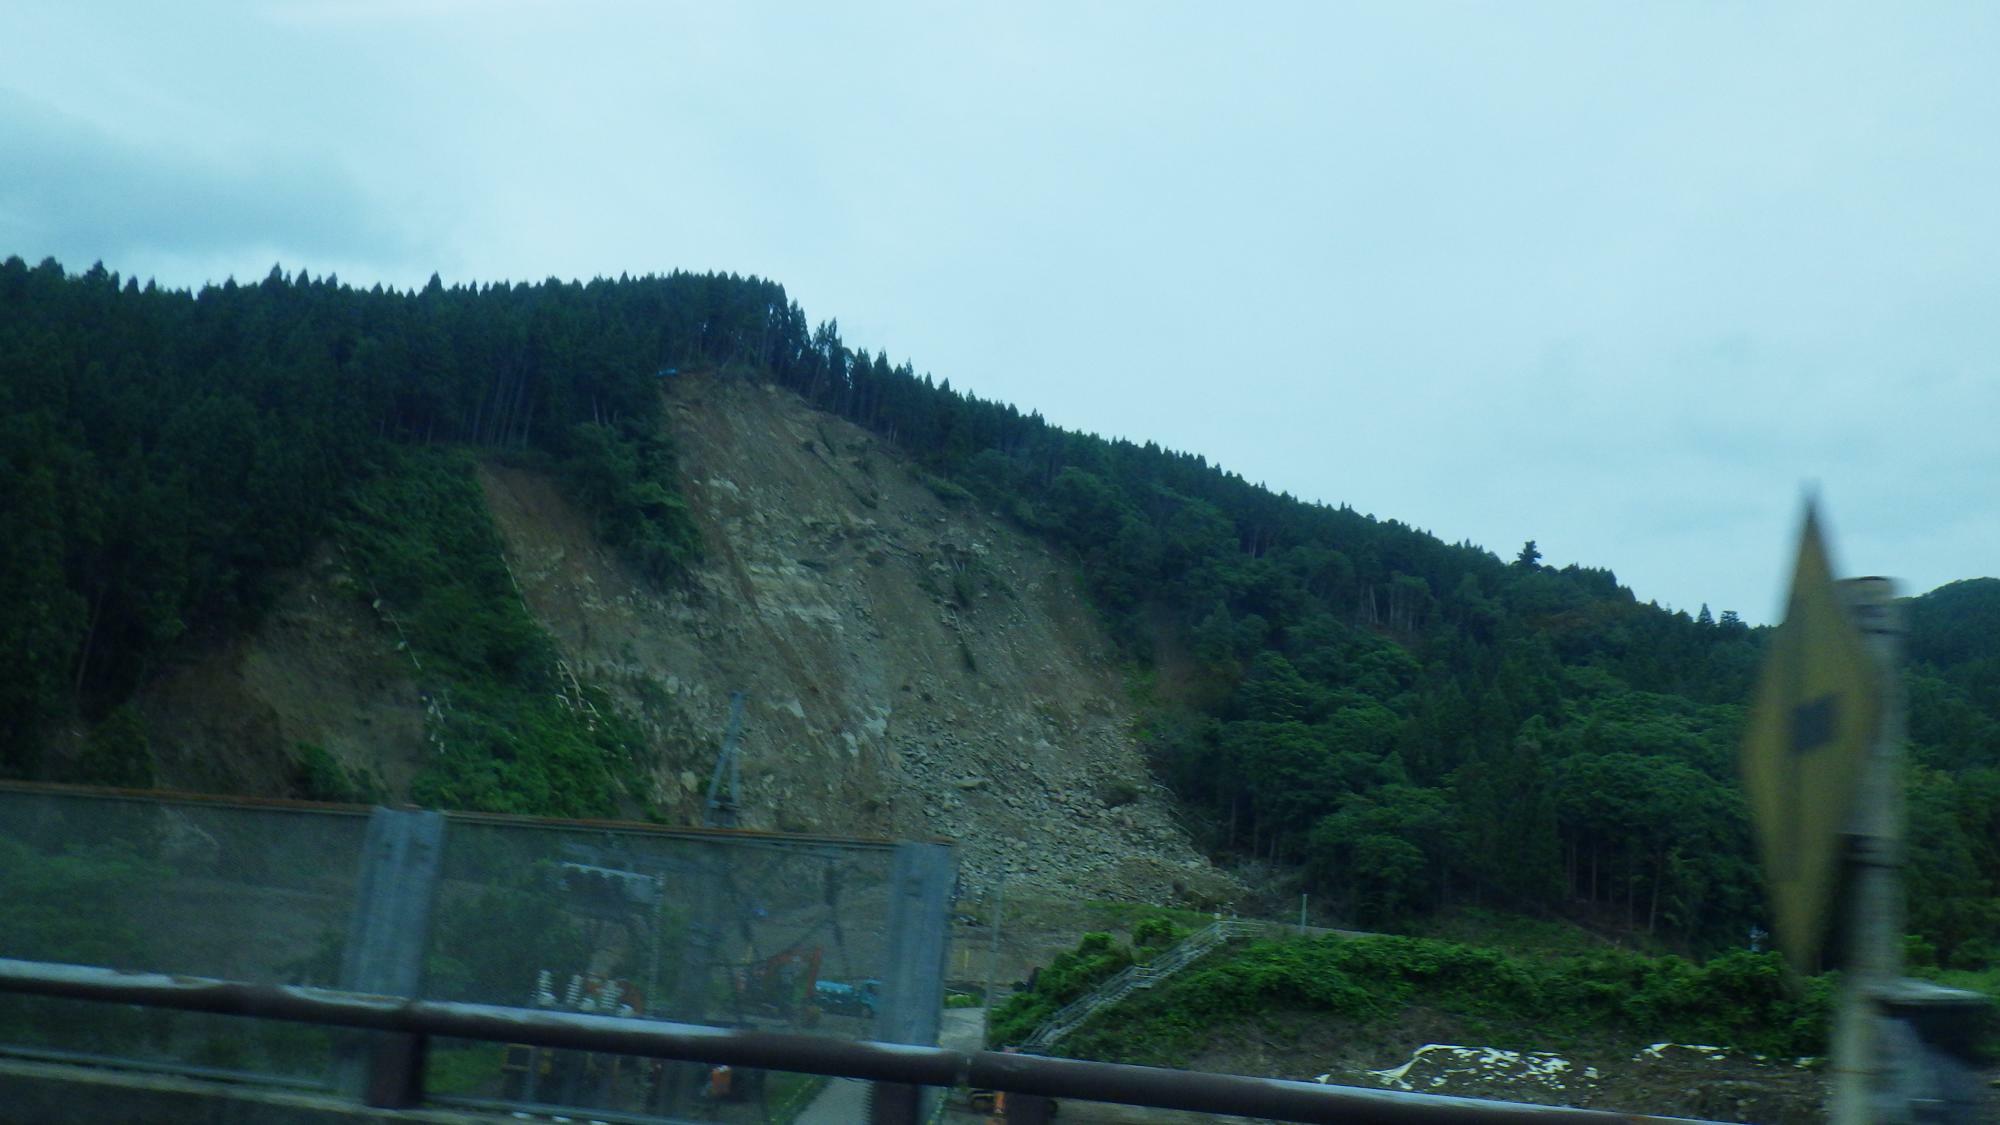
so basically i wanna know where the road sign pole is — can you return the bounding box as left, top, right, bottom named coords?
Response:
left=1741, top=502, right=1883, bottom=979
left=1830, top=577, right=1905, bottom=1125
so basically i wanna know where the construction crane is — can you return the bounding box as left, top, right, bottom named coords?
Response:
left=704, top=691, right=747, bottom=829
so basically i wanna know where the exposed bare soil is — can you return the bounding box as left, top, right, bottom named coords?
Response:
left=136, top=549, right=427, bottom=800
left=474, top=374, right=1231, bottom=905
left=1184, top=1013, right=1828, bottom=1123
left=129, top=372, right=1234, bottom=908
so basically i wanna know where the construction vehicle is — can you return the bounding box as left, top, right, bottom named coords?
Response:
left=734, top=944, right=823, bottom=1022
left=501, top=969, right=648, bottom=1104
left=969, top=1088, right=1059, bottom=1122
left=499, top=855, right=665, bottom=1107
left=812, top=976, right=880, bottom=1019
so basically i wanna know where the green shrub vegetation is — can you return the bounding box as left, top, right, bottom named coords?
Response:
left=0, top=835, right=170, bottom=1052
left=742, top=296, right=2000, bottom=963
left=336, top=449, right=652, bottom=818
left=987, top=932, right=1136, bottom=1048
left=0, top=258, right=718, bottom=776
left=1004, top=930, right=1837, bottom=1068
left=1131, top=915, right=1187, bottom=951
left=291, top=742, right=384, bottom=804
left=6, top=257, right=1999, bottom=972
left=74, top=704, right=155, bottom=789
left=0, top=836, right=164, bottom=966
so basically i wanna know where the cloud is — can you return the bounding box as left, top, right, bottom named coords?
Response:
left=0, top=87, right=416, bottom=274
left=257, top=0, right=555, bottom=26
left=0, top=4, right=1990, bottom=622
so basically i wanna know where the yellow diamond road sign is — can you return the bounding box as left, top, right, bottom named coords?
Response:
left=1741, top=503, right=1882, bottom=973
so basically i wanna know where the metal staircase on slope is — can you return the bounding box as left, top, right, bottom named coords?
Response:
left=1019, top=920, right=1264, bottom=1053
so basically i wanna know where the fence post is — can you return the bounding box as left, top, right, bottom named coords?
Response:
left=980, top=875, right=1006, bottom=1038
left=335, top=808, right=445, bottom=1107
left=869, top=841, right=954, bottom=1124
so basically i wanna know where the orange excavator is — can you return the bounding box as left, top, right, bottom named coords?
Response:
left=733, top=944, right=824, bottom=1024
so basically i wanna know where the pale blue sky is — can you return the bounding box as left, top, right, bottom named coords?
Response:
left=4, top=1, right=1995, bottom=622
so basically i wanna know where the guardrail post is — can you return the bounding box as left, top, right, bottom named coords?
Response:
left=869, top=841, right=954, bottom=1124
left=335, top=807, right=445, bottom=1107
left=0, top=955, right=1742, bottom=1124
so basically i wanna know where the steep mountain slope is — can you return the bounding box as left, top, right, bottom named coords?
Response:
left=11, top=261, right=1995, bottom=961
left=130, top=372, right=1228, bottom=904
left=483, top=373, right=1224, bottom=901
left=132, top=550, right=429, bottom=800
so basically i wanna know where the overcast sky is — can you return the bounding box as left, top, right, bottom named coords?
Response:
left=4, top=1, right=1994, bottom=622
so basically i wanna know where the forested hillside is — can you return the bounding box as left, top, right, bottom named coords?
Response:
left=3, top=257, right=1995, bottom=964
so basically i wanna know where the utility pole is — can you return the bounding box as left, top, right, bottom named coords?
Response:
left=1831, top=578, right=1904, bottom=1125
left=660, top=691, right=749, bottom=1113
left=704, top=691, right=747, bottom=829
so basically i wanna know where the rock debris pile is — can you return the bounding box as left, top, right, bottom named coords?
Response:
left=478, top=375, right=1234, bottom=906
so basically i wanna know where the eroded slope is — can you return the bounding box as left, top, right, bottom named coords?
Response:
left=479, top=374, right=1225, bottom=902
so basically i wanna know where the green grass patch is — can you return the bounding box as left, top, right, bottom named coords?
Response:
left=337, top=448, right=653, bottom=818
left=988, top=932, right=1135, bottom=1048
left=767, top=1070, right=832, bottom=1121
left=1015, top=930, right=1837, bottom=1068
left=427, top=1043, right=506, bottom=1097
left=1405, top=906, right=1635, bottom=960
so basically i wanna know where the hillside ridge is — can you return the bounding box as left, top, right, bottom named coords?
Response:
left=127, top=373, right=1231, bottom=904
left=7, top=259, right=1997, bottom=965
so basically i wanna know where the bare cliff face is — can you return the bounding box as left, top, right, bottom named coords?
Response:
left=136, top=373, right=1230, bottom=905
left=483, top=374, right=1225, bottom=902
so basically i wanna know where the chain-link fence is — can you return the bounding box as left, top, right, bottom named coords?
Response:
left=0, top=784, right=952, bottom=1121
left=0, top=787, right=368, bottom=1085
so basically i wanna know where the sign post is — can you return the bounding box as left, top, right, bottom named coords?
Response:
left=1739, top=504, right=1992, bottom=1121
left=1740, top=504, right=1898, bottom=1123
left=1828, top=576, right=1904, bottom=1125
left=1740, top=502, right=1882, bottom=977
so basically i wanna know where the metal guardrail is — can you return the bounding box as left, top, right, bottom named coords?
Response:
left=0, top=956, right=1726, bottom=1124
left=0, top=783, right=961, bottom=1121
left=0, top=778, right=917, bottom=849
left=1022, top=919, right=1263, bottom=1051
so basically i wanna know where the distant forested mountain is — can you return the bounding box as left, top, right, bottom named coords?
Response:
left=3, top=257, right=1994, bottom=962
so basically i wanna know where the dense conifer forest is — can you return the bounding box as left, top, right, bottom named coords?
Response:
left=4, top=257, right=1996, bottom=963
